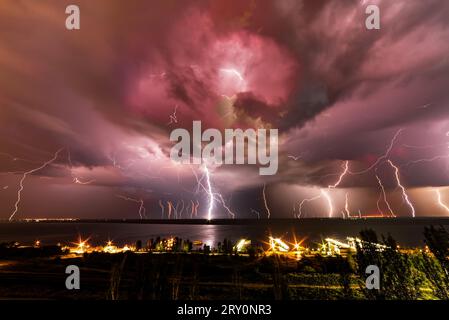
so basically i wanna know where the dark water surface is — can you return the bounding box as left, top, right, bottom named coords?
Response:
left=1, top=218, right=448, bottom=247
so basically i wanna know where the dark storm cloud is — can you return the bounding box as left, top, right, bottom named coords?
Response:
left=1, top=0, right=449, bottom=219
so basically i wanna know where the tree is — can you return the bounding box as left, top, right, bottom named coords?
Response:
left=355, top=229, right=384, bottom=300
left=424, top=226, right=449, bottom=275
left=417, top=252, right=449, bottom=299
left=355, top=230, right=423, bottom=300
left=380, top=234, right=422, bottom=300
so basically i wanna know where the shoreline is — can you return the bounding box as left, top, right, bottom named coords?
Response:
left=3, top=217, right=449, bottom=226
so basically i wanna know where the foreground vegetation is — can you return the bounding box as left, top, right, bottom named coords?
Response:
left=0, top=226, right=448, bottom=300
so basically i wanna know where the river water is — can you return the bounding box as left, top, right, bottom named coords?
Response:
left=1, top=219, right=448, bottom=247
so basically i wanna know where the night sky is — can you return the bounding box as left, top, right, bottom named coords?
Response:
left=1, top=0, right=449, bottom=219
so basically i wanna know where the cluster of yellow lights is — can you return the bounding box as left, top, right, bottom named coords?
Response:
left=265, top=236, right=306, bottom=260
left=166, top=238, right=175, bottom=250
left=235, top=239, right=251, bottom=252
left=103, top=240, right=118, bottom=253
left=65, top=238, right=135, bottom=254
left=269, top=237, right=290, bottom=252
left=59, top=235, right=408, bottom=258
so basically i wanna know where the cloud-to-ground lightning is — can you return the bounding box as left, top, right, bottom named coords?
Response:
left=188, top=200, right=194, bottom=218
left=250, top=208, right=261, bottom=219
left=178, top=199, right=185, bottom=218
left=167, top=200, right=173, bottom=219
left=344, top=192, right=351, bottom=218
left=190, top=164, right=235, bottom=219
left=194, top=200, right=199, bottom=217
left=158, top=200, right=164, bottom=219
left=297, top=194, right=321, bottom=218
left=376, top=191, right=385, bottom=217
left=375, top=174, right=395, bottom=217
left=387, top=160, right=415, bottom=218
left=320, top=160, right=349, bottom=219
left=298, top=161, right=351, bottom=219
left=193, top=200, right=198, bottom=218
left=298, top=154, right=403, bottom=219
left=203, top=165, right=214, bottom=220
left=215, top=193, right=235, bottom=219
left=321, top=189, right=333, bottom=218
left=435, top=189, right=449, bottom=214
left=9, top=148, right=64, bottom=221
left=187, top=199, right=200, bottom=218
left=116, top=195, right=147, bottom=219
left=173, top=201, right=179, bottom=219
left=376, top=190, right=385, bottom=217
left=262, top=183, right=271, bottom=219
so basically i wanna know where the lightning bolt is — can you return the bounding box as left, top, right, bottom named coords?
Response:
left=178, top=199, right=185, bottom=219
left=194, top=200, right=200, bottom=217
left=321, top=189, right=333, bottom=218
left=9, top=148, right=64, bottom=221
left=350, top=129, right=403, bottom=174
left=403, top=155, right=449, bottom=167
left=387, top=160, right=415, bottom=217
left=158, top=200, right=165, bottom=219
left=203, top=165, right=214, bottom=220
left=116, top=195, right=147, bottom=219
left=67, top=150, right=95, bottom=185
left=375, top=174, right=395, bottom=217
left=250, top=208, right=261, bottom=219
left=298, top=154, right=405, bottom=219
left=435, top=189, right=449, bottom=214
left=167, top=201, right=173, bottom=219
left=262, top=183, right=271, bottom=219
left=191, top=165, right=235, bottom=219
left=287, top=154, right=302, bottom=161
left=376, top=191, right=385, bottom=217
left=297, top=194, right=321, bottom=218
left=189, top=200, right=194, bottom=218
left=320, top=160, right=349, bottom=219
left=215, top=193, right=235, bottom=219
left=328, top=161, right=349, bottom=188
left=173, top=201, right=179, bottom=219
left=73, top=177, right=95, bottom=185
left=344, top=192, right=351, bottom=218
left=167, top=105, right=178, bottom=125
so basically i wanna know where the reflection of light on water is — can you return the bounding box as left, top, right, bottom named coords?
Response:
left=201, top=225, right=217, bottom=248
left=0, top=261, right=16, bottom=268
left=203, top=240, right=214, bottom=248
